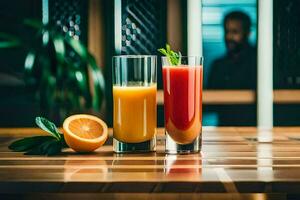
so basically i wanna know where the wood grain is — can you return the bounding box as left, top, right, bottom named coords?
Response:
left=0, top=193, right=287, bottom=200
left=1, top=127, right=300, bottom=197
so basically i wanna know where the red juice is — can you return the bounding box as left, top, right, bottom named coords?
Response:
left=163, top=65, right=203, bottom=144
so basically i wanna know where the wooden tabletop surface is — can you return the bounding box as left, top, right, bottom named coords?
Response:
left=1, top=127, right=300, bottom=199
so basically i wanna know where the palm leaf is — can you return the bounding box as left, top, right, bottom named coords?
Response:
left=1, top=17, right=106, bottom=120
left=0, top=33, right=21, bottom=48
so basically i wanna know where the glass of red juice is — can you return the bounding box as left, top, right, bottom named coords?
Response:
left=162, top=56, right=203, bottom=154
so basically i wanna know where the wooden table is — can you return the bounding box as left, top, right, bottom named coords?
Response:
left=1, top=127, right=300, bottom=200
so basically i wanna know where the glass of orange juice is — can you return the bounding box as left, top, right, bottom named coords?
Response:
left=112, top=55, right=157, bottom=153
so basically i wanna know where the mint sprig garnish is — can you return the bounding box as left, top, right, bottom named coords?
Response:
left=9, top=117, right=68, bottom=156
left=158, top=44, right=182, bottom=66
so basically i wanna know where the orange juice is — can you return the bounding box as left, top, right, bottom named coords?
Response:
left=113, top=84, right=157, bottom=143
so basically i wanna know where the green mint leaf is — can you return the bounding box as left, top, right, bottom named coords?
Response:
left=158, top=48, right=167, bottom=56
left=166, top=44, right=171, bottom=52
left=35, top=117, right=61, bottom=140
left=8, top=136, right=54, bottom=152
left=157, top=44, right=181, bottom=66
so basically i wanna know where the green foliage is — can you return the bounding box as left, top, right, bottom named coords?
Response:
left=0, top=18, right=105, bottom=121
left=0, top=33, right=21, bottom=48
left=35, top=117, right=62, bottom=140
left=158, top=44, right=182, bottom=66
left=9, top=117, right=67, bottom=156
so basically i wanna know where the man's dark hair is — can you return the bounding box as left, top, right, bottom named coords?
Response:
left=224, top=11, right=251, bottom=34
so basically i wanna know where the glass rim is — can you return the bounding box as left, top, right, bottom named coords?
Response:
left=161, top=55, right=203, bottom=59
left=113, top=55, right=157, bottom=59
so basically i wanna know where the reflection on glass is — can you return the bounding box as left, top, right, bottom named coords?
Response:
left=112, top=55, right=157, bottom=153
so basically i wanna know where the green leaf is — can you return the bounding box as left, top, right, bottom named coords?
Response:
left=24, top=146, right=42, bottom=155
left=166, top=44, right=171, bottom=52
left=24, top=140, right=62, bottom=156
left=65, top=35, right=105, bottom=110
left=8, top=136, right=53, bottom=152
left=158, top=48, right=167, bottom=56
left=87, top=54, right=105, bottom=110
left=24, top=51, right=36, bottom=73
left=45, top=141, right=62, bottom=156
left=23, top=19, right=43, bottom=29
left=52, top=34, right=65, bottom=64
left=157, top=44, right=182, bottom=66
left=178, top=52, right=182, bottom=65
left=0, top=33, right=21, bottom=48
left=23, top=143, right=47, bottom=155
left=35, top=117, right=61, bottom=140
left=9, top=117, right=67, bottom=156
left=66, top=36, right=87, bottom=60
left=39, top=139, right=56, bottom=154
left=60, top=134, right=68, bottom=148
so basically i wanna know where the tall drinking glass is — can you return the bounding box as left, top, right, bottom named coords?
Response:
left=112, top=55, right=157, bottom=153
left=162, top=56, right=203, bottom=154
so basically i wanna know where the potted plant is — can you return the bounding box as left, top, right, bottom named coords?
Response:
left=0, top=18, right=105, bottom=122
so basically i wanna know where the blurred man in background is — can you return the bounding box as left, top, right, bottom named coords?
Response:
left=207, top=11, right=257, bottom=126
left=207, top=11, right=256, bottom=89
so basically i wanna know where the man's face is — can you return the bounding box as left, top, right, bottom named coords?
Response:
left=225, top=19, right=248, bottom=54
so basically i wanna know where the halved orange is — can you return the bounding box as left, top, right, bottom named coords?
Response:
left=63, top=114, right=108, bottom=152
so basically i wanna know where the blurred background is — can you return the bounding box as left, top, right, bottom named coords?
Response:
left=0, top=0, right=299, bottom=127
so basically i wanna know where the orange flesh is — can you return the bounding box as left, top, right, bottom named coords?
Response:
left=68, top=118, right=103, bottom=139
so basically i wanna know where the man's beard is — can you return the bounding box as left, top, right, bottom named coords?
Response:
left=226, top=40, right=245, bottom=55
